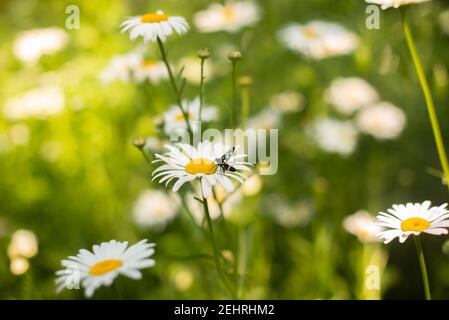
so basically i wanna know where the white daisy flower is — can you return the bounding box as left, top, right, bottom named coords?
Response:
left=7, top=229, right=38, bottom=259
left=343, top=210, right=383, bottom=243
left=56, top=239, right=156, bottom=298
left=120, top=10, right=189, bottom=42
left=4, top=85, right=65, bottom=120
left=133, top=59, right=168, bottom=83
left=309, top=118, right=359, bottom=156
left=376, top=201, right=449, bottom=244
left=270, top=91, right=305, bottom=114
left=152, top=141, right=252, bottom=198
left=100, top=51, right=142, bottom=84
left=365, top=0, right=431, bottom=10
left=163, top=97, right=218, bottom=135
left=101, top=48, right=168, bottom=84
left=13, top=27, right=69, bottom=64
left=193, top=1, right=261, bottom=33
left=278, top=20, right=359, bottom=60
left=324, top=77, right=379, bottom=115
left=133, top=190, right=179, bottom=230
left=356, top=102, right=406, bottom=140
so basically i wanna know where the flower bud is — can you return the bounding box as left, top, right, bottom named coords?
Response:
left=198, top=48, right=210, bottom=59
left=228, top=51, right=242, bottom=61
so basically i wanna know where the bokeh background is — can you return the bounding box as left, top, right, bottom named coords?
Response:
left=1, top=0, right=449, bottom=299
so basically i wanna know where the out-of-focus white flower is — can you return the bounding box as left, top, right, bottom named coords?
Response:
left=7, top=229, right=38, bottom=259
left=171, top=267, right=194, bottom=292
left=356, top=102, right=406, bottom=140
left=100, top=51, right=142, bottom=84
left=163, top=97, right=218, bottom=135
left=133, top=190, right=179, bottom=230
left=241, top=174, right=263, bottom=196
left=56, top=239, right=156, bottom=298
left=4, top=85, right=65, bottom=120
left=265, top=195, right=313, bottom=228
left=134, top=59, right=168, bottom=83
left=178, top=56, right=215, bottom=85
left=194, top=1, right=261, bottom=33
left=325, top=77, right=379, bottom=115
left=120, top=11, right=189, bottom=42
left=144, top=137, right=166, bottom=154
left=101, top=48, right=168, bottom=85
left=246, top=109, right=282, bottom=130
left=10, top=257, right=30, bottom=275
left=439, top=9, right=449, bottom=36
left=13, top=27, right=69, bottom=64
left=309, top=118, right=358, bottom=156
left=343, top=210, right=383, bottom=243
left=278, top=21, right=359, bottom=60
left=365, top=0, right=431, bottom=10
left=270, top=91, right=305, bottom=113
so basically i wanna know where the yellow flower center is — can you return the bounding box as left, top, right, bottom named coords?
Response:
left=303, top=26, right=318, bottom=39
left=141, top=13, right=169, bottom=23
left=401, top=217, right=430, bottom=232
left=222, top=7, right=236, bottom=22
left=175, top=112, right=194, bottom=122
left=185, top=158, right=217, bottom=175
left=141, top=59, right=158, bottom=69
left=89, top=259, right=123, bottom=276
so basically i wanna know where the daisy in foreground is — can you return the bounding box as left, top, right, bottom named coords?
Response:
left=366, top=0, right=431, bottom=10
left=120, top=10, right=189, bottom=42
left=376, top=201, right=448, bottom=300
left=152, top=141, right=252, bottom=198
left=56, top=239, right=156, bottom=298
left=376, top=201, right=449, bottom=244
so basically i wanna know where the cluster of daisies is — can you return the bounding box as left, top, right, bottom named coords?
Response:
left=57, top=4, right=258, bottom=298
left=54, top=0, right=441, bottom=299
left=308, top=77, right=406, bottom=156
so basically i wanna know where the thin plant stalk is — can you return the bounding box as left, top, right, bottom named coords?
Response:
left=230, top=61, right=238, bottom=127
left=413, top=236, right=431, bottom=300
left=401, top=10, right=449, bottom=191
left=199, top=57, right=206, bottom=120
left=201, top=183, right=236, bottom=298
left=240, top=79, right=251, bottom=128
left=156, top=37, right=193, bottom=137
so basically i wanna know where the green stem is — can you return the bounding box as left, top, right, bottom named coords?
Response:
left=240, top=82, right=250, bottom=128
left=231, top=61, right=238, bottom=127
left=201, top=185, right=236, bottom=298
left=413, top=236, right=431, bottom=300
left=156, top=37, right=193, bottom=137
left=199, top=58, right=205, bottom=122
left=401, top=10, right=449, bottom=192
